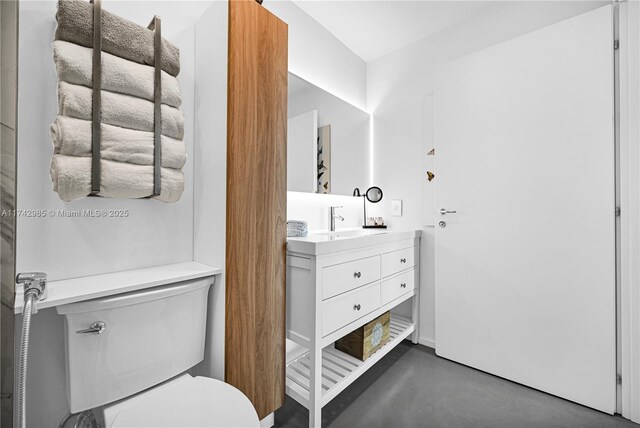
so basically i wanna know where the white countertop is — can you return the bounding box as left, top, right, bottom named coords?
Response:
left=14, top=261, right=222, bottom=314
left=287, top=228, right=421, bottom=256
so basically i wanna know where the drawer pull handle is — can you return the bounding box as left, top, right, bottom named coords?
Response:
left=401, top=283, right=407, bottom=288
left=353, top=272, right=362, bottom=278
left=400, top=258, right=407, bottom=263
left=353, top=304, right=361, bottom=311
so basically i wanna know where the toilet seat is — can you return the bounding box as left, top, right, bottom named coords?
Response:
left=103, top=374, right=260, bottom=428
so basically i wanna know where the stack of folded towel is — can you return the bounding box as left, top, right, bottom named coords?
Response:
left=287, top=220, right=309, bottom=238
left=50, top=0, right=185, bottom=202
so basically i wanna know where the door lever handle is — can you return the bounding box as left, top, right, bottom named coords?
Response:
left=439, top=208, right=457, bottom=215
left=76, top=321, right=106, bottom=335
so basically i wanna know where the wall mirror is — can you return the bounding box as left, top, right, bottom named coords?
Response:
left=287, top=73, right=370, bottom=196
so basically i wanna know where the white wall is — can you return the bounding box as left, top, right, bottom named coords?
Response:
left=192, top=0, right=228, bottom=382
left=265, top=0, right=367, bottom=110
left=366, top=0, right=607, bottom=348
left=14, top=2, right=223, bottom=425
left=16, top=1, right=197, bottom=281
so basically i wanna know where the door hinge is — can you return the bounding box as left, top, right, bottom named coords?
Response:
left=617, top=374, right=622, bottom=385
left=614, top=40, right=620, bottom=50
left=616, top=207, right=621, bottom=216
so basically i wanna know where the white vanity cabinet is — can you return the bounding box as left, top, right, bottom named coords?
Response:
left=285, top=230, right=420, bottom=427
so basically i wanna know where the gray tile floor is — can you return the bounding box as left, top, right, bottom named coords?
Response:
left=276, top=342, right=639, bottom=428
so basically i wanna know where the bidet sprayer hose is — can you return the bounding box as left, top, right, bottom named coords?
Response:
left=15, top=272, right=47, bottom=428
left=17, top=290, right=38, bottom=428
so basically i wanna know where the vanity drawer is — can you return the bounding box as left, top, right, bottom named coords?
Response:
left=381, top=269, right=415, bottom=306
left=322, top=282, right=381, bottom=336
left=381, top=247, right=415, bottom=278
left=322, top=255, right=381, bottom=300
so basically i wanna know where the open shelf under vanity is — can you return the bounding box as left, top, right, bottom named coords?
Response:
left=286, top=315, right=414, bottom=408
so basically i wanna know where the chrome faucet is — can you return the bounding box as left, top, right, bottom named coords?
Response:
left=329, top=206, right=344, bottom=232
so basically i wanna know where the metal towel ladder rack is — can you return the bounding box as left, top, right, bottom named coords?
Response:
left=89, top=0, right=162, bottom=198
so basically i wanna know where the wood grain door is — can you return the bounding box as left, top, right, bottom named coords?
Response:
left=225, top=0, right=288, bottom=420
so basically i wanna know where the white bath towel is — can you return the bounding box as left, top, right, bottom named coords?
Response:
left=287, top=220, right=308, bottom=237
left=53, top=41, right=182, bottom=108
left=56, top=0, right=181, bottom=77
left=58, top=81, right=184, bottom=140
left=50, top=154, right=184, bottom=203
left=287, top=229, right=308, bottom=237
left=50, top=116, right=186, bottom=170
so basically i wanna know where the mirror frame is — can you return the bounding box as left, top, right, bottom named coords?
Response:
left=365, top=186, right=383, bottom=203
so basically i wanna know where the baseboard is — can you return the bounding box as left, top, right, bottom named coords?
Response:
left=419, top=337, right=435, bottom=349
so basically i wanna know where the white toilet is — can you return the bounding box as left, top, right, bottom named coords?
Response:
left=56, top=277, right=259, bottom=427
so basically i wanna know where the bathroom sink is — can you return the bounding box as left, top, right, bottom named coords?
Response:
left=313, top=229, right=388, bottom=239
left=287, top=229, right=419, bottom=256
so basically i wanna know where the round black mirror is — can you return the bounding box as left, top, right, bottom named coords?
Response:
left=365, top=186, right=383, bottom=203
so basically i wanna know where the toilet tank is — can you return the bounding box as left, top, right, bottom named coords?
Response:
left=56, top=277, right=213, bottom=413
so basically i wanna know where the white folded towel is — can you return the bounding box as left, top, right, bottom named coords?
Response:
left=287, top=220, right=308, bottom=228
left=53, top=40, right=182, bottom=108
left=287, top=229, right=308, bottom=238
left=287, top=220, right=309, bottom=237
left=58, top=81, right=184, bottom=140
left=50, top=116, right=186, bottom=169
left=50, top=154, right=184, bottom=203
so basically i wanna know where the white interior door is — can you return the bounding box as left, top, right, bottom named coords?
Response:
left=288, top=110, right=318, bottom=193
left=435, top=6, right=615, bottom=413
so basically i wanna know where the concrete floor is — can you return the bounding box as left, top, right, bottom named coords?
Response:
left=276, top=342, right=639, bottom=428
